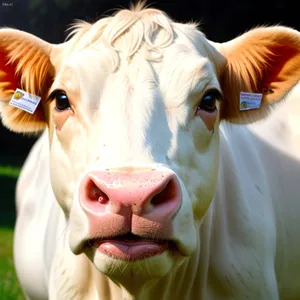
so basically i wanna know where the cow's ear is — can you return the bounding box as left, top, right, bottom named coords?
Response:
left=216, top=26, right=300, bottom=123
left=0, top=29, right=55, bottom=133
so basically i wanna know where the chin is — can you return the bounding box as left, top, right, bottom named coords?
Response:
left=81, top=233, right=184, bottom=281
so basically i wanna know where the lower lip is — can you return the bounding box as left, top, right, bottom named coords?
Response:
left=93, top=239, right=169, bottom=261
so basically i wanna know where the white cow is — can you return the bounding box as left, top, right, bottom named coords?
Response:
left=1, top=4, right=300, bottom=300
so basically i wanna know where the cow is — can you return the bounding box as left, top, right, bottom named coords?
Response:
left=1, top=3, right=300, bottom=299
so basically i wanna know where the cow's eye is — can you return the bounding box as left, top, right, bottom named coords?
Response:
left=49, top=90, right=70, bottom=111
left=55, top=92, right=70, bottom=111
left=197, top=90, right=221, bottom=113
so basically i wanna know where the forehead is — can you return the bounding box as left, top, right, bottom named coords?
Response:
left=55, top=48, right=219, bottom=96
left=52, top=18, right=221, bottom=105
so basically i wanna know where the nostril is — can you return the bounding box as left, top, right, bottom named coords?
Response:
left=151, top=178, right=178, bottom=206
left=86, top=179, right=109, bottom=205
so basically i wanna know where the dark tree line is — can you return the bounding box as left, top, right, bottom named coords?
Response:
left=0, top=0, right=299, bottom=159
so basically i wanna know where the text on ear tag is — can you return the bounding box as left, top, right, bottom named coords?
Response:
left=240, top=92, right=262, bottom=111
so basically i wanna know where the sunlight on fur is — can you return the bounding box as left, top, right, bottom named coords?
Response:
left=66, top=4, right=176, bottom=68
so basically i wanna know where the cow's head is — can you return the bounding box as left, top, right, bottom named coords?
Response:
left=1, top=6, right=300, bottom=289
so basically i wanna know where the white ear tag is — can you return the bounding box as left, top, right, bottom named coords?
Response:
left=9, top=88, right=41, bottom=114
left=239, top=92, right=262, bottom=111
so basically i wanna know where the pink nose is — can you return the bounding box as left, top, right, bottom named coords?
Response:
left=79, top=169, right=181, bottom=223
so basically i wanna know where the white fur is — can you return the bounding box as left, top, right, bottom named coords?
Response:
left=10, top=8, right=300, bottom=300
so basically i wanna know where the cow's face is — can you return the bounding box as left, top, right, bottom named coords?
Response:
left=48, top=30, right=223, bottom=281
left=1, top=7, right=300, bottom=287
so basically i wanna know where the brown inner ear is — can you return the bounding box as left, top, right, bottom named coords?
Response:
left=261, top=44, right=300, bottom=96
left=0, top=51, right=20, bottom=98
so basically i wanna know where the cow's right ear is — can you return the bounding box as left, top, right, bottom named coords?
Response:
left=0, top=29, right=55, bottom=133
left=214, top=26, right=300, bottom=124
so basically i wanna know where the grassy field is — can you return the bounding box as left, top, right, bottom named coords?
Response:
left=0, top=164, right=25, bottom=299
left=0, top=228, right=24, bottom=299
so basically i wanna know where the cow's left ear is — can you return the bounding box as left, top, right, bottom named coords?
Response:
left=0, top=29, right=55, bottom=133
left=216, top=26, right=300, bottom=123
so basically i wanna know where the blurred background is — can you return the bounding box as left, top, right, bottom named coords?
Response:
left=0, top=0, right=299, bottom=298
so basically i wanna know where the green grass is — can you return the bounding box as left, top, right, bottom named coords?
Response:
left=0, top=166, right=21, bottom=179
left=0, top=163, right=25, bottom=299
left=0, top=228, right=24, bottom=299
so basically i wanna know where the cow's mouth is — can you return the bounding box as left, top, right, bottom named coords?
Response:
left=88, top=233, right=172, bottom=261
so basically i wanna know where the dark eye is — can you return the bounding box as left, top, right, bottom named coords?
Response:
left=197, top=90, right=220, bottom=113
left=50, top=90, right=70, bottom=111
